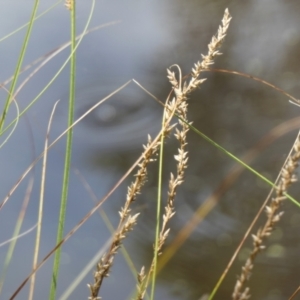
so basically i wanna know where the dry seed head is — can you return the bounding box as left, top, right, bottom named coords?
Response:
left=188, top=8, right=231, bottom=94
left=65, top=0, right=73, bottom=10
left=265, top=205, right=272, bottom=216
left=167, top=69, right=178, bottom=88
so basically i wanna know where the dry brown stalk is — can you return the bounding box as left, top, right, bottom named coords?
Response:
left=289, top=285, right=300, bottom=300
left=232, top=133, right=300, bottom=300
left=135, top=8, right=231, bottom=299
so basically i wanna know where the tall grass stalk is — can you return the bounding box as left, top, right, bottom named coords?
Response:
left=0, top=0, right=39, bottom=133
left=49, top=1, right=76, bottom=299
left=150, top=108, right=167, bottom=300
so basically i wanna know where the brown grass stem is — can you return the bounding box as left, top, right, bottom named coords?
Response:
left=289, top=286, right=300, bottom=300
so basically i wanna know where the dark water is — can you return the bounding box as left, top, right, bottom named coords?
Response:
left=1, top=0, right=300, bottom=299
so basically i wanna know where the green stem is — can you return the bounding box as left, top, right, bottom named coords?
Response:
left=0, top=0, right=39, bottom=133
left=0, top=0, right=62, bottom=43
left=177, top=115, right=300, bottom=208
left=150, top=109, right=166, bottom=300
left=49, top=2, right=76, bottom=299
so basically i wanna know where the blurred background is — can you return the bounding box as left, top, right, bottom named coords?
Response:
left=1, top=0, right=300, bottom=299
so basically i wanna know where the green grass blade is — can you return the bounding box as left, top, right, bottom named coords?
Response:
left=186, top=121, right=300, bottom=208
left=158, top=107, right=300, bottom=208
left=150, top=109, right=166, bottom=300
left=0, top=1, right=62, bottom=43
left=49, top=2, right=77, bottom=299
left=0, top=0, right=39, bottom=132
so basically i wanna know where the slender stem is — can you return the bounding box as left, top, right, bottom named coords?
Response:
left=49, top=2, right=76, bottom=299
left=0, top=1, right=62, bottom=43
left=150, top=109, right=166, bottom=300
left=0, top=180, right=34, bottom=295
left=208, top=131, right=298, bottom=300
left=0, top=0, right=39, bottom=132
left=29, top=102, right=59, bottom=300
left=154, top=114, right=296, bottom=208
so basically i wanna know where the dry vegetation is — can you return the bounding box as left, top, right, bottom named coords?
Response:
left=2, top=3, right=300, bottom=300
left=89, top=8, right=233, bottom=300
